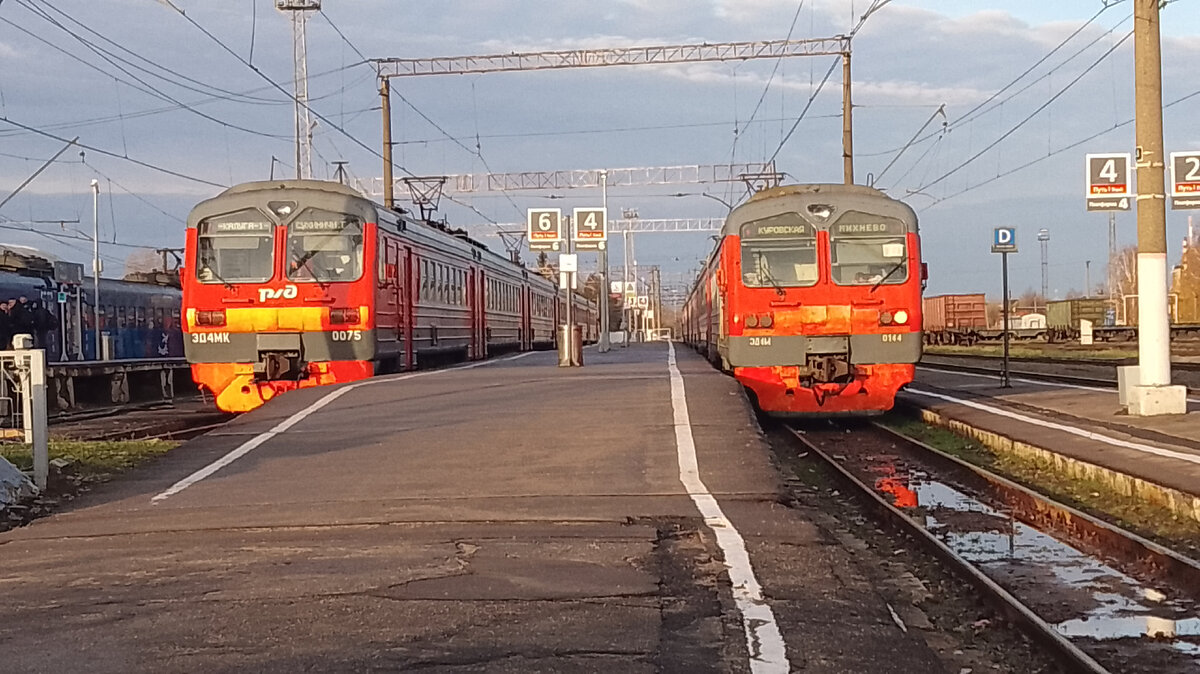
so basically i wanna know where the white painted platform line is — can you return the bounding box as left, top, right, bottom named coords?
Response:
left=667, top=343, right=789, bottom=672
left=908, top=387, right=1200, bottom=466
left=151, top=352, right=536, bottom=503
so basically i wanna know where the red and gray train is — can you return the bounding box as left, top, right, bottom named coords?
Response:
left=682, top=184, right=924, bottom=415
left=182, top=179, right=596, bottom=413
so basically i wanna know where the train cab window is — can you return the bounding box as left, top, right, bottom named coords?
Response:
left=196, top=209, right=274, bottom=284
left=739, top=214, right=818, bottom=288
left=829, top=213, right=909, bottom=286
left=286, top=209, right=364, bottom=283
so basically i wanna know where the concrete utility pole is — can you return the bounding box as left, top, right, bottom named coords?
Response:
left=1129, top=0, right=1186, bottom=415
left=1038, top=228, right=1050, bottom=307
left=842, top=50, right=854, bottom=185
left=380, top=78, right=393, bottom=209
left=90, top=179, right=101, bottom=361
left=599, top=171, right=610, bottom=352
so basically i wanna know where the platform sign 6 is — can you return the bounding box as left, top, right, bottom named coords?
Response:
left=1085, top=153, right=1132, bottom=211
left=527, top=208, right=562, bottom=251
left=1170, top=152, right=1200, bottom=210
left=573, top=207, right=607, bottom=251
left=991, top=227, right=1017, bottom=254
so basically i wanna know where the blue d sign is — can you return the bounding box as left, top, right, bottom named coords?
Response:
left=992, top=227, right=1017, bottom=253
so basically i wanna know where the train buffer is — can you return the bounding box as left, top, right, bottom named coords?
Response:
left=906, top=366, right=1200, bottom=522
left=0, top=343, right=954, bottom=672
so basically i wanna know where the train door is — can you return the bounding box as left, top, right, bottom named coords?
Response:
left=380, top=238, right=402, bottom=362
left=475, top=268, right=487, bottom=359
left=403, top=246, right=415, bottom=370
left=520, top=284, right=531, bottom=350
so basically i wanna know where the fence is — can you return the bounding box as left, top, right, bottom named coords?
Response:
left=0, top=341, right=48, bottom=489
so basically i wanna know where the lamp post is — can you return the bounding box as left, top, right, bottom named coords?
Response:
left=91, top=179, right=101, bottom=361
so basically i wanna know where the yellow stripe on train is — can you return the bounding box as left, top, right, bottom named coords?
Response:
left=185, top=306, right=369, bottom=332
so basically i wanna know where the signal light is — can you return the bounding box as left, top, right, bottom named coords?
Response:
left=893, top=310, right=909, bottom=325
left=330, top=307, right=360, bottom=324
left=196, top=309, right=226, bottom=326
left=745, top=314, right=759, bottom=328
left=759, top=313, right=774, bottom=328
left=879, top=311, right=893, bottom=326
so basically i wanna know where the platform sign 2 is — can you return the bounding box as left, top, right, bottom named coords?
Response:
left=1170, top=151, right=1200, bottom=210
left=1085, top=153, right=1132, bottom=211
left=991, top=227, right=1017, bottom=254
left=527, top=208, right=563, bottom=251
left=572, top=208, right=607, bottom=251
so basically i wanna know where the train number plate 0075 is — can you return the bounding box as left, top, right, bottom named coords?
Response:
left=331, top=330, right=363, bottom=342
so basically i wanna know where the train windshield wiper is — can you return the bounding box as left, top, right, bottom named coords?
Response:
left=200, top=257, right=235, bottom=290
left=754, top=252, right=787, bottom=297
left=870, top=260, right=906, bottom=293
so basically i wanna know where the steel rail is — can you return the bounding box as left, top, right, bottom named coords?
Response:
left=786, top=425, right=1110, bottom=674
left=917, top=358, right=1200, bottom=396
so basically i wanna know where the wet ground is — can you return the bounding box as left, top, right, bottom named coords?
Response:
left=800, top=423, right=1200, bottom=674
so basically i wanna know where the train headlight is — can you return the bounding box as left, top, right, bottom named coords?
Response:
left=879, top=311, right=894, bottom=326
left=893, top=310, right=909, bottom=325
left=759, top=313, right=774, bottom=328
left=196, top=309, right=226, bottom=327
left=745, top=314, right=759, bottom=328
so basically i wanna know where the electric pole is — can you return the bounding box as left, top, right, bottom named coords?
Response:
left=1130, top=0, right=1186, bottom=414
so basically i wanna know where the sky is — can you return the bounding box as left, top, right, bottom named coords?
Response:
left=0, top=0, right=1198, bottom=301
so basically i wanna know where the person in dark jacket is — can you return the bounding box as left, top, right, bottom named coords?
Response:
left=9, top=296, right=33, bottom=342
left=0, top=301, right=12, bottom=350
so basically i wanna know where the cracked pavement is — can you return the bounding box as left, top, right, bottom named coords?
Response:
left=0, top=345, right=946, bottom=672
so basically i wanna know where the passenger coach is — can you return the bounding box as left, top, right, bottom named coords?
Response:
left=183, top=179, right=595, bottom=413
left=682, top=184, right=923, bottom=415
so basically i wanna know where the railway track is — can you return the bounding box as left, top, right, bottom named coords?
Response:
left=920, top=353, right=1200, bottom=394
left=787, top=421, right=1200, bottom=674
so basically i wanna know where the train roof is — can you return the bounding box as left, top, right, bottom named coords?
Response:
left=722, top=183, right=918, bottom=237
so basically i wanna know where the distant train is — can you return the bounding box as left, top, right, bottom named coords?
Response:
left=922, top=293, right=1200, bottom=344
left=182, top=179, right=597, bottom=413
left=682, top=184, right=924, bottom=415
left=0, top=247, right=183, bottom=361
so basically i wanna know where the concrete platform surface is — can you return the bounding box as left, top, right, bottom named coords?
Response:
left=0, top=344, right=946, bottom=673
left=908, top=366, right=1200, bottom=498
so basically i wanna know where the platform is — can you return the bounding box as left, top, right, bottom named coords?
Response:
left=906, top=365, right=1200, bottom=506
left=0, top=343, right=949, bottom=673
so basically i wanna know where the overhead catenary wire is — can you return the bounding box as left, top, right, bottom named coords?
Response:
left=911, top=30, right=1133, bottom=196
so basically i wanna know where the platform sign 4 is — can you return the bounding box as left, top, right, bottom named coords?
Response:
left=527, top=208, right=563, bottom=251
left=1170, top=151, right=1200, bottom=210
left=991, top=227, right=1017, bottom=254
left=1085, top=153, right=1132, bottom=211
left=572, top=207, right=607, bottom=251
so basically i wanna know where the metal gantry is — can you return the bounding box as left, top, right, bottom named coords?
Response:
left=372, top=36, right=854, bottom=206
left=372, top=38, right=849, bottom=78
left=357, top=164, right=778, bottom=199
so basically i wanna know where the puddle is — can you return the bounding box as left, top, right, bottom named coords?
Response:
left=869, top=465, right=1200, bottom=663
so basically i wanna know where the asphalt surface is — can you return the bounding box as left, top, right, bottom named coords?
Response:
left=0, top=344, right=948, bottom=673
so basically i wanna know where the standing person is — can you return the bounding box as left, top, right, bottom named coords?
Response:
left=9, top=296, right=33, bottom=343
left=0, top=300, right=11, bottom=349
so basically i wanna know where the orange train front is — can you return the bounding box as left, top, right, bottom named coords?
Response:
left=183, top=180, right=594, bottom=413
left=682, top=184, right=924, bottom=415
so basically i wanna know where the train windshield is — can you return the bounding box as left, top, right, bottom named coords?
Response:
left=286, top=210, right=364, bottom=283
left=740, top=214, right=818, bottom=288
left=196, top=210, right=274, bottom=284
left=829, top=213, right=909, bottom=286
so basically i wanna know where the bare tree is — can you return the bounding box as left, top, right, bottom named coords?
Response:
left=1174, top=246, right=1200, bottom=324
